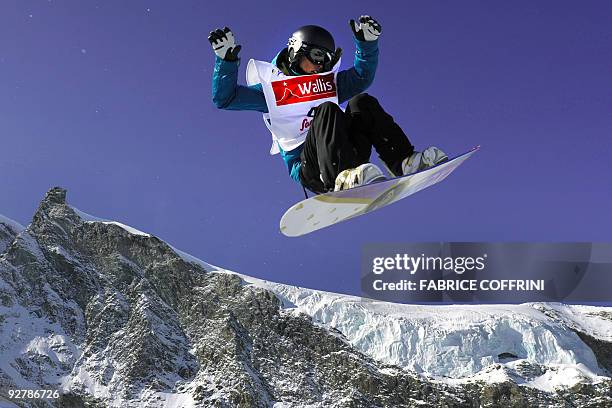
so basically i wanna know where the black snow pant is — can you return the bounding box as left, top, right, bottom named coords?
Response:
left=299, top=93, right=415, bottom=194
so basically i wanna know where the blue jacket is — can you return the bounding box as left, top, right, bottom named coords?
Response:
left=212, top=38, right=379, bottom=183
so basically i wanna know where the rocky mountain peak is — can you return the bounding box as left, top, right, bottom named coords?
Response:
left=43, top=186, right=67, bottom=205
left=29, top=187, right=81, bottom=243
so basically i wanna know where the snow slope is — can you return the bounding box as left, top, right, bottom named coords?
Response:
left=222, top=271, right=612, bottom=392
left=0, top=215, right=25, bottom=254
left=0, top=215, right=24, bottom=234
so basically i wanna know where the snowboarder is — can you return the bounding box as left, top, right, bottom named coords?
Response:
left=208, top=16, right=448, bottom=194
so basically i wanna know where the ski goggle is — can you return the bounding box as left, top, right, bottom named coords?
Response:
left=302, top=44, right=334, bottom=67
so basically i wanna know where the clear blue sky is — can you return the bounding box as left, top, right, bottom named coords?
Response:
left=1, top=1, right=610, bottom=296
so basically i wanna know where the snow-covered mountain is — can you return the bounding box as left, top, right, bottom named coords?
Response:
left=0, top=187, right=611, bottom=407
left=239, top=275, right=612, bottom=391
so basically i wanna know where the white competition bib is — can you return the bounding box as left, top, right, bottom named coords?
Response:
left=246, top=58, right=341, bottom=154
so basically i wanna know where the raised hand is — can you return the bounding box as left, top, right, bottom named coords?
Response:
left=349, top=15, right=382, bottom=42
left=208, top=27, right=242, bottom=61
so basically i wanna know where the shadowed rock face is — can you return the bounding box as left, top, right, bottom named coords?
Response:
left=575, top=331, right=612, bottom=375
left=0, top=187, right=610, bottom=407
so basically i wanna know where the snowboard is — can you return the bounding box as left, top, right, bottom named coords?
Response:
left=280, top=146, right=479, bottom=237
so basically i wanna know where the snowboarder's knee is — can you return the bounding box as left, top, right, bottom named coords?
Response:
left=348, top=93, right=379, bottom=110
left=311, top=101, right=343, bottom=123
left=316, top=101, right=342, bottom=113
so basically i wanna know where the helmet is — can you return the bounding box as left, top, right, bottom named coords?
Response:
left=287, top=25, right=336, bottom=74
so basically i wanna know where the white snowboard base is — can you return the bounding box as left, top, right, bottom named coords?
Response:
left=280, top=146, right=479, bottom=237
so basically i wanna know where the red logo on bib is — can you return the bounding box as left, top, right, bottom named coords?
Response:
left=272, top=73, right=336, bottom=106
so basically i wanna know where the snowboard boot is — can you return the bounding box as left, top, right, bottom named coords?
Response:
left=334, top=163, right=386, bottom=191
left=401, top=146, right=448, bottom=175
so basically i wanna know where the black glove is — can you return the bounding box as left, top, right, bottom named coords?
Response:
left=208, top=27, right=242, bottom=61
left=349, top=15, right=382, bottom=42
